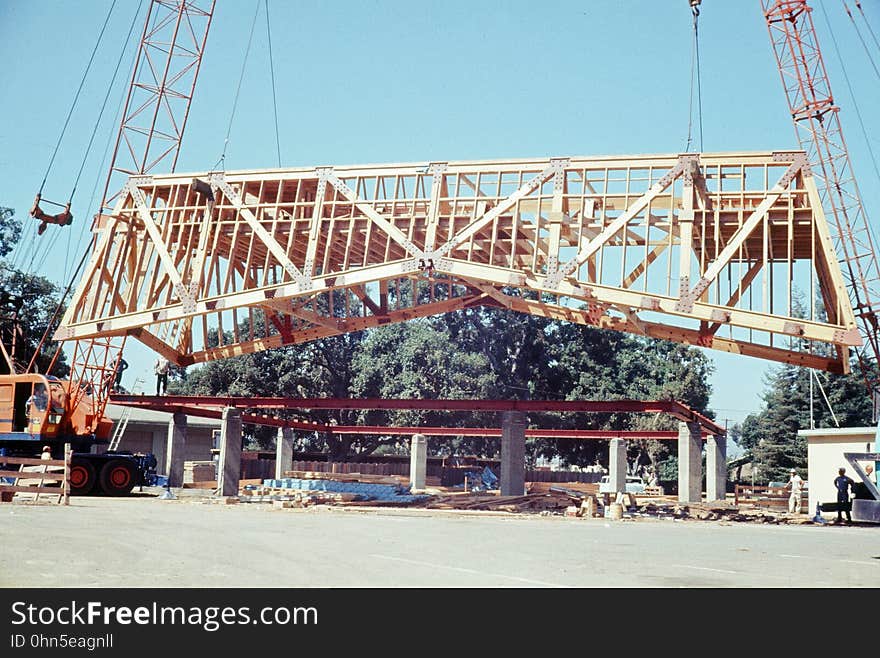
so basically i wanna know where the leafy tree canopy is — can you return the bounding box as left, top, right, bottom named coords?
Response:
left=0, top=205, right=68, bottom=376
left=176, top=289, right=715, bottom=468
left=737, top=361, right=873, bottom=483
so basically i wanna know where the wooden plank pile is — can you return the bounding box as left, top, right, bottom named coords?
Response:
left=282, top=470, right=406, bottom=486
left=424, top=491, right=582, bottom=513
left=526, top=481, right=599, bottom=496
left=184, top=461, right=215, bottom=484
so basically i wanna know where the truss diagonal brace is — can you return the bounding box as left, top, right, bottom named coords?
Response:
left=432, top=158, right=569, bottom=260
left=129, top=181, right=197, bottom=314
left=675, top=154, right=807, bottom=313
left=55, top=215, right=120, bottom=339
left=212, top=175, right=311, bottom=291
left=546, top=155, right=691, bottom=288
left=323, top=170, right=426, bottom=261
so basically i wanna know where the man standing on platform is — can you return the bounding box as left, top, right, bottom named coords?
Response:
left=154, top=356, right=170, bottom=396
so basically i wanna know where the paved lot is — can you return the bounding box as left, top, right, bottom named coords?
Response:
left=2, top=492, right=878, bottom=587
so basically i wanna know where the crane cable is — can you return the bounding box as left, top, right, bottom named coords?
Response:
left=25, top=0, right=144, bottom=280
left=821, top=2, right=880, bottom=194
left=843, top=0, right=880, bottom=81
left=9, top=1, right=118, bottom=281
left=265, top=0, right=282, bottom=168
left=684, top=0, right=703, bottom=153
left=26, top=0, right=147, bottom=374
left=215, top=0, right=262, bottom=171
left=63, top=2, right=145, bottom=284
left=37, top=0, right=118, bottom=198
left=852, top=0, right=880, bottom=53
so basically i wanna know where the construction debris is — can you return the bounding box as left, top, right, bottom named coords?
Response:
left=220, top=469, right=821, bottom=524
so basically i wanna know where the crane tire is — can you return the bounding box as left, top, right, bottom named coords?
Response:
left=69, top=458, right=97, bottom=496
left=98, top=459, right=136, bottom=496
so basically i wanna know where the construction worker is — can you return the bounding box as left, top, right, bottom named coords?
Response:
left=154, top=356, right=170, bottom=395
left=833, top=467, right=855, bottom=524
left=114, top=357, right=129, bottom=392
left=26, top=383, right=48, bottom=412
left=785, top=468, right=804, bottom=514
left=40, top=445, right=52, bottom=460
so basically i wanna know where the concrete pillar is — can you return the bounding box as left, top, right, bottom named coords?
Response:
left=275, top=426, right=294, bottom=480
left=500, top=411, right=527, bottom=496
left=609, top=437, right=628, bottom=494
left=165, top=412, right=187, bottom=487
left=217, top=407, right=242, bottom=497
left=706, top=434, right=727, bottom=502
left=678, top=421, right=702, bottom=503
left=409, top=433, right=427, bottom=491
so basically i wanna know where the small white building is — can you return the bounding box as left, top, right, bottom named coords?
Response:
left=798, top=426, right=878, bottom=518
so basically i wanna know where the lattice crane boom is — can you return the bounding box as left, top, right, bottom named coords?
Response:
left=762, top=0, right=880, bottom=393
left=60, top=0, right=214, bottom=432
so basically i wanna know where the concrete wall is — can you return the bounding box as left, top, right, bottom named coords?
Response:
left=112, top=425, right=215, bottom=469
left=800, top=427, right=877, bottom=518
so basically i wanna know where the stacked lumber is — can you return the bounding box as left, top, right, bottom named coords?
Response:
left=527, top=481, right=599, bottom=496
left=424, top=492, right=577, bottom=513
left=282, top=470, right=405, bottom=486
left=184, top=461, right=216, bottom=484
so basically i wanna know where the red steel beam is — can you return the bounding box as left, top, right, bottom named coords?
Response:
left=151, top=405, right=686, bottom=439
left=111, top=394, right=723, bottom=435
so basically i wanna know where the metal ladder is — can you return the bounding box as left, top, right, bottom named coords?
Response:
left=108, top=377, right=143, bottom=452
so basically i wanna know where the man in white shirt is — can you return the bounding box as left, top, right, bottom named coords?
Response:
left=154, top=357, right=170, bottom=396
left=786, top=468, right=804, bottom=514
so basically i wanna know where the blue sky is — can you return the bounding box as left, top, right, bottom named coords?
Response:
left=1, top=0, right=879, bottom=428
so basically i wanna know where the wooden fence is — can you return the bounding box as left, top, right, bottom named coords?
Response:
left=237, top=452, right=606, bottom=485
left=0, top=444, right=71, bottom=505
left=734, top=484, right=808, bottom=512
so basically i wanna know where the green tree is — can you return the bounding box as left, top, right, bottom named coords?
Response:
left=0, top=207, right=22, bottom=258
left=435, top=295, right=714, bottom=473
left=0, top=205, right=68, bottom=376
left=175, top=291, right=716, bottom=466
left=737, top=362, right=873, bottom=483
left=350, top=320, right=497, bottom=457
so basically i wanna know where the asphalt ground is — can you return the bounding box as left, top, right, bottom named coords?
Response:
left=2, top=490, right=878, bottom=588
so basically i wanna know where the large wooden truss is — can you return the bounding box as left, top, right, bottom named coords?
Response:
left=55, top=151, right=860, bottom=373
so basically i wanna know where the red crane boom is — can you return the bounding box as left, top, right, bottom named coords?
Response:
left=762, top=0, right=880, bottom=395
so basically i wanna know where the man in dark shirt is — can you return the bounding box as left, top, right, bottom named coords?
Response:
left=834, top=467, right=855, bottom=523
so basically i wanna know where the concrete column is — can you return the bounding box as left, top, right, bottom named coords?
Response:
left=609, top=437, right=627, bottom=494
left=706, top=434, right=727, bottom=502
left=678, top=421, right=702, bottom=503
left=409, top=433, right=427, bottom=491
left=217, top=407, right=242, bottom=497
left=165, top=412, right=187, bottom=487
left=275, top=426, right=294, bottom=480
left=500, top=411, right=527, bottom=496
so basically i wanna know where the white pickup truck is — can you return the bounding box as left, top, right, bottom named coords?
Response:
left=598, top=475, right=647, bottom=494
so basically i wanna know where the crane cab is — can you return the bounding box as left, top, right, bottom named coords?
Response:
left=0, top=373, right=68, bottom=441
